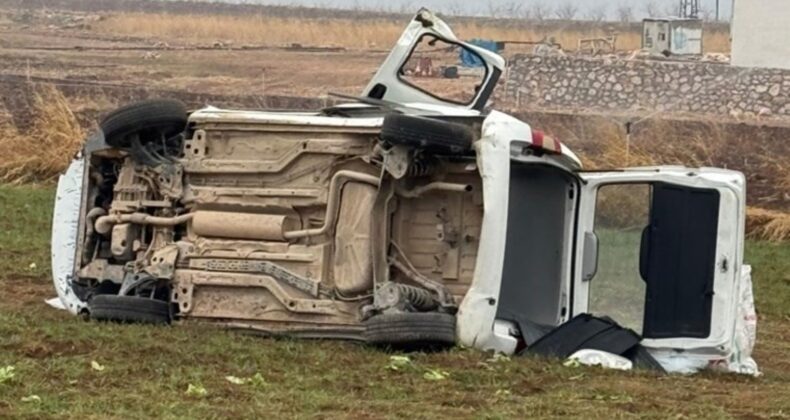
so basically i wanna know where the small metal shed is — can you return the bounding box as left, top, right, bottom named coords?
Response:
left=642, top=18, right=703, bottom=55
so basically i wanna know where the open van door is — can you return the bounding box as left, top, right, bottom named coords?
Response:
left=572, top=167, right=755, bottom=373
left=362, top=9, right=505, bottom=111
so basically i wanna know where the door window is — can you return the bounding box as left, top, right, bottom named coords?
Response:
left=588, top=183, right=651, bottom=333
left=398, top=35, right=487, bottom=105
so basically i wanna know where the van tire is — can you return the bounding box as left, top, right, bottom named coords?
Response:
left=364, top=312, right=456, bottom=350
left=380, top=114, right=473, bottom=154
left=89, top=295, right=171, bottom=325
left=100, top=99, right=187, bottom=148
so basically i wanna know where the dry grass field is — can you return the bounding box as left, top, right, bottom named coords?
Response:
left=93, top=12, right=731, bottom=53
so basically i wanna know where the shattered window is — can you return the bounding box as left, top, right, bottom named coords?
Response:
left=589, top=183, right=651, bottom=334
left=398, top=34, right=487, bottom=105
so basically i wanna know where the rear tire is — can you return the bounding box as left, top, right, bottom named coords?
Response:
left=100, top=99, right=187, bottom=148
left=89, top=295, right=171, bottom=325
left=380, top=114, right=473, bottom=154
left=364, top=312, right=456, bottom=351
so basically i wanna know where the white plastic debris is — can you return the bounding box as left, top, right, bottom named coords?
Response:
left=567, top=349, right=633, bottom=371
left=45, top=298, right=67, bottom=310
left=722, top=265, right=760, bottom=376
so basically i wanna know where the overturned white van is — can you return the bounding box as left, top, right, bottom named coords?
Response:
left=52, top=9, right=757, bottom=375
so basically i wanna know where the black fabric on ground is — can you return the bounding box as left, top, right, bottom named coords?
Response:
left=511, top=316, right=555, bottom=346
left=520, top=314, right=664, bottom=372
left=524, top=314, right=639, bottom=358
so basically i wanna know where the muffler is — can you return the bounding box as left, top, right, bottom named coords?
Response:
left=192, top=211, right=299, bottom=241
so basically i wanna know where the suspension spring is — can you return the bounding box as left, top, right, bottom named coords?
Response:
left=407, top=157, right=438, bottom=177
left=396, top=284, right=437, bottom=311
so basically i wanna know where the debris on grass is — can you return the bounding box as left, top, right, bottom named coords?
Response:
left=423, top=368, right=450, bottom=381
left=248, top=373, right=266, bottom=388
left=0, top=365, right=15, bottom=383
left=386, top=356, right=450, bottom=381
left=90, top=360, right=106, bottom=372
left=225, top=375, right=246, bottom=385
left=185, top=383, right=208, bottom=397
left=224, top=373, right=267, bottom=388
left=486, top=353, right=511, bottom=364
left=478, top=352, right=512, bottom=371
left=386, top=355, right=413, bottom=372
left=495, top=389, right=512, bottom=397
left=20, top=395, right=42, bottom=404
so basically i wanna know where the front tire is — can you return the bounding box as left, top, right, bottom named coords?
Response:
left=100, top=99, right=187, bottom=148
left=89, top=295, right=171, bottom=325
left=380, top=114, right=474, bottom=154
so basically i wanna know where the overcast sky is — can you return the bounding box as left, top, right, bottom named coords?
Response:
left=216, top=0, right=733, bottom=20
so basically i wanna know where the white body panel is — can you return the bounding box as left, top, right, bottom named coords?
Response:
left=51, top=157, right=88, bottom=315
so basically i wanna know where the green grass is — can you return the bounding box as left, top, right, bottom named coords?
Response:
left=1, top=184, right=790, bottom=419
left=0, top=185, right=53, bottom=280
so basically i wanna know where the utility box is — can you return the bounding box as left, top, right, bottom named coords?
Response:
left=642, top=18, right=703, bottom=56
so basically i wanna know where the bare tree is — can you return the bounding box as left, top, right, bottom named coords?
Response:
left=584, top=5, right=608, bottom=23
left=530, top=3, right=553, bottom=21
left=486, top=0, right=503, bottom=18
left=554, top=2, right=579, bottom=20
left=664, top=4, right=679, bottom=17
left=445, top=3, right=464, bottom=17
left=517, top=4, right=533, bottom=20
left=644, top=1, right=661, bottom=18
left=615, top=3, right=634, bottom=23
left=503, top=2, right=524, bottom=20
left=397, top=2, right=416, bottom=15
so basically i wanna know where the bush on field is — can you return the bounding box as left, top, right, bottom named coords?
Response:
left=0, top=85, right=84, bottom=183
left=577, top=122, right=790, bottom=242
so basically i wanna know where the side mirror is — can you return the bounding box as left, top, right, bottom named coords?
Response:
left=582, top=231, right=599, bottom=282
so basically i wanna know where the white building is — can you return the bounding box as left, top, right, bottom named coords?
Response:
left=731, top=0, right=790, bottom=69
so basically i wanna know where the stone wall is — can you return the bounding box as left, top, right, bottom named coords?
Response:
left=502, top=54, right=790, bottom=121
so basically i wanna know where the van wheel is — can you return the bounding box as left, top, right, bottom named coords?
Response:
left=100, top=99, right=187, bottom=148
left=89, top=295, right=171, bottom=325
left=381, top=114, right=473, bottom=154
left=364, top=312, right=456, bottom=350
